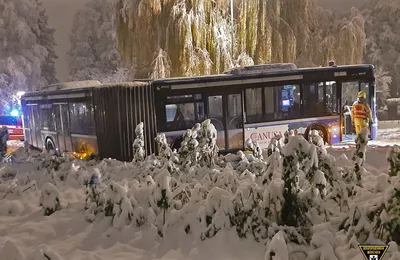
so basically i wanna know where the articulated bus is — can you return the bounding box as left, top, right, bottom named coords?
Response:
left=20, top=63, right=376, bottom=161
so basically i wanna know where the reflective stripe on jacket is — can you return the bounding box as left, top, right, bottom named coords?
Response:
left=351, top=101, right=372, bottom=121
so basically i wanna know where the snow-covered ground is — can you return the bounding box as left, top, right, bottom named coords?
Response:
left=334, top=121, right=400, bottom=148
left=0, top=125, right=399, bottom=260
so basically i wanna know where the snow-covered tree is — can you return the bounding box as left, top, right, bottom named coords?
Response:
left=363, top=0, right=400, bottom=96
left=67, top=0, right=132, bottom=82
left=35, top=0, right=58, bottom=85
left=374, top=65, right=392, bottom=100
left=0, top=0, right=57, bottom=113
left=116, top=0, right=367, bottom=78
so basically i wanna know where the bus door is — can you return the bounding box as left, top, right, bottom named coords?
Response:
left=207, top=92, right=244, bottom=151
left=54, top=104, right=72, bottom=153
left=31, top=105, right=43, bottom=149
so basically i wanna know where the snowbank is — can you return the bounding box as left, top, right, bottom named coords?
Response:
left=0, top=123, right=399, bottom=260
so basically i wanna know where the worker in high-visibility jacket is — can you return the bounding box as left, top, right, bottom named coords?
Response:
left=351, top=91, right=373, bottom=135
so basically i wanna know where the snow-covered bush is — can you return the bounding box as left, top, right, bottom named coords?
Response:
left=179, top=123, right=200, bottom=169
left=198, top=187, right=234, bottom=240
left=280, top=136, right=310, bottom=230
left=23, top=116, right=398, bottom=254
left=368, top=180, right=400, bottom=243
left=40, top=156, right=67, bottom=172
left=262, top=178, right=284, bottom=224
left=326, top=177, right=349, bottom=211
left=198, top=119, right=218, bottom=167
left=262, top=151, right=282, bottom=184
left=155, top=133, right=173, bottom=159
left=133, top=122, right=145, bottom=162
left=154, top=169, right=172, bottom=228
left=39, top=183, right=61, bottom=216
left=264, top=231, right=289, bottom=260
left=245, top=138, right=262, bottom=159
left=387, top=145, right=400, bottom=176
left=267, top=135, right=282, bottom=157
left=308, top=130, right=339, bottom=186
left=283, top=130, right=294, bottom=145
left=84, top=169, right=106, bottom=222
left=232, top=179, right=263, bottom=240
left=339, top=205, right=375, bottom=243
left=305, top=227, right=342, bottom=260
left=0, top=165, right=18, bottom=181
left=104, top=181, right=129, bottom=222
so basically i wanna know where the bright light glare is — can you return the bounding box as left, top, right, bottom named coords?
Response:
left=10, top=109, right=19, bottom=117
left=16, top=91, right=25, bottom=97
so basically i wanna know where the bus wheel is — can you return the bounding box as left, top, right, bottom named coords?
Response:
left=304, top=124, right=329, bottom=145
left=45, top=138, right=56, bottom=155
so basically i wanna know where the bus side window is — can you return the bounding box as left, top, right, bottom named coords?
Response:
left=279, top=85, right=300, bottom=119
left=245, top=88, right=262, bottom=123
left=39, top=104, right=56, bottom=131
left=69, top=102, right=95, bottom=135
left=325, top=81, right=337, bottom=114
left=303, top=82, right=338, bottom=117
left=164, top=102, right=205, bottom=132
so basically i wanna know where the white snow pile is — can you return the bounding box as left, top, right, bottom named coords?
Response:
left=0, top=124, right=399, bottom=259
left=0, top=240, right=63, bottom=260
left=39, top=182, right=61, bottom=216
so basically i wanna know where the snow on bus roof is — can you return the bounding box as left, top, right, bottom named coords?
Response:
left=99, top=81, right=150, bottom=88
left=153, top=73, right=229, bottom=83
left=223, top=63, right=298, bottom=75
left=42, top=80, right=102, bottom=91
left=154, top=64, right=373, bottom=85
left=25, top=81, right=150, bottom=96
left=298, top=64, right=373, bottom=70
left=154, top=64, right=299, bottom=82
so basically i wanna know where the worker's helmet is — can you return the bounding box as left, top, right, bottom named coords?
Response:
left=357, top=91, right=366, bottom=99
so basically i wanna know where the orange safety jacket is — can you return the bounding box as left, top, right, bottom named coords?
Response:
left=351, top=101, right=372, bottom=123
